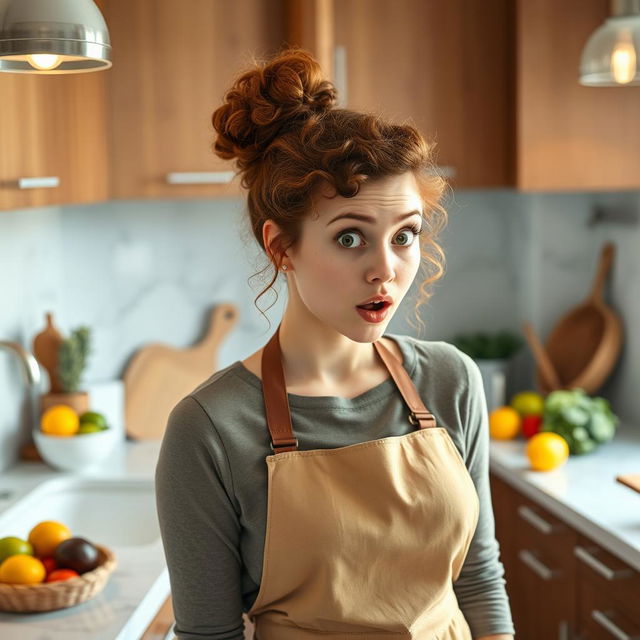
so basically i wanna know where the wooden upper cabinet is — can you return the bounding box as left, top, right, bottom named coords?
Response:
left=330, top=0, right=514, bottom=189
left=105, top=0, right=286, bottom=200
left=0, top=67, right=110, bottom=212
left=516, top=0, right=640, bottom=191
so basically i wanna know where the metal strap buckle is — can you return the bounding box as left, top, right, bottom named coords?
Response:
left=408, top=411, right=434, bottom=426
left=270, top=438, right=299, bottom=452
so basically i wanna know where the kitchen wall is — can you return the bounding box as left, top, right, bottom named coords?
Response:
left=1, top=189, right=638, bottom=472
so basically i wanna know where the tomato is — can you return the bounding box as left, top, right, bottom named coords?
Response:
left=522, top=414, right=543, bottom=439
left=41, top=556, right=58, bottom=574
left=45, top=568, right=80, bottom=583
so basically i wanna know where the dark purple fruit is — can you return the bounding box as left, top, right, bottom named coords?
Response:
left=53, top=537, right=100, bottom=574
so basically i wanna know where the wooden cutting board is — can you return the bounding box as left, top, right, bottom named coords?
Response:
left=123, top=303, right=238, bottom=440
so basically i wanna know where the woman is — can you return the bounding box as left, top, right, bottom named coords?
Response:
left=155, top=48, right=515, bottom=640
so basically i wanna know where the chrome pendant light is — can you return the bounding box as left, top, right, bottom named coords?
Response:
left=0, top=0, right=111, bottom=74
left=579, top=0, right=640, bottom=86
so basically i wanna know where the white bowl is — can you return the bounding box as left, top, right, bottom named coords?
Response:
left=33, top=427, right=119, bottom=472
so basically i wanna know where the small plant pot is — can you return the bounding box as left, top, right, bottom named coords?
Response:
left=475, top=358, right=509, bottom=412
left=40, top=391, right=90, bottom=416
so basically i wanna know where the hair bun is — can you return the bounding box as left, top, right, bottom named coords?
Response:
left=211, top=48, right=337, bottom=170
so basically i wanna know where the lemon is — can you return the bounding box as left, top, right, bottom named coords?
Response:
left=510, top=391, right=545, bottom=417
left=489, top=406, right=521, bottom=440
left=0, top=554, right=46, bottom=585
left=40, top=405, right=79, bottom=437
left=526, top=432, right=569, bottom=471
left=28, top=521, right=72, bottom=558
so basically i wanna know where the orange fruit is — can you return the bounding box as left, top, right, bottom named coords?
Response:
left=0, top=554, right=46, bottom=585
left=526, top=432, right=570, bottom=471
left=28, top=521, right=72, bottom=558
left=489, top=406, right=521, bottom=440
left=40, top=405, right=79, bottom=436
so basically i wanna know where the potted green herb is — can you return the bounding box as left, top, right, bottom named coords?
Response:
left=452, top=331, right=523, bottom=411
left=40, top=326, right=92, bottom=415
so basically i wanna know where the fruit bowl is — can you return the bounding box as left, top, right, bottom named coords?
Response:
left=33, top=427, right=118, bottom=472
left=0, top=544, right=116, bottom=612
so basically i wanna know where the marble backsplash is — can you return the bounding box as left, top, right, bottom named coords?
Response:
left=1, top=189, right=638, bottom=472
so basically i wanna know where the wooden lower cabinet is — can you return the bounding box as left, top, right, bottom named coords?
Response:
left=490, top=473, right=640, bottom=640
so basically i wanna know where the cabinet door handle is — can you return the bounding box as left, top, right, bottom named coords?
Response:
left=517, top=504, right=564, bottom=534
left=17, top=176, right=60, bottom=189
left=592, top=609, right=640, bottom=640
left=574, top=545, right=635, bottom=581
left=165, top=172, right=234, bottom=185
left=518, top=549, right=562, bottom=580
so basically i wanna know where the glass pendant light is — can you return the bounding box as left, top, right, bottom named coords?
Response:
left=0, top=0, right=111, bottom=74
left=579, top=0, right=640, bottom=86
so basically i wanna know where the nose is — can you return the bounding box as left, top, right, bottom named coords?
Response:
left=365, top=245, right=396, bottom=284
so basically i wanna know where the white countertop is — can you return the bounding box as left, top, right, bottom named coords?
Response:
left=0, top=438, right=168, bottom=640
left=1, top=422, right=639, bottom=639
left=489, top=420, right=640, bottom=571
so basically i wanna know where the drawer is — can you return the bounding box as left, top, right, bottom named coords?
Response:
left=575, top=534, right=640, bottom=628
left=514, top=493, right=577, bottom=569
left=578, top=574, right=640, bottom=640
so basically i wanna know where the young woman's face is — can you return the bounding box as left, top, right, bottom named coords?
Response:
left=284, top=171, right=424, bottom=341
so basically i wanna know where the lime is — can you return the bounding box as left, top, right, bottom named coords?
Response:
left=77, top=422, right=106, bottom=434
left=0, top=537, right=33, bottom=564
left=79, top=411, right=108, bottom=429
left=510, top=391, right=545, bottom=417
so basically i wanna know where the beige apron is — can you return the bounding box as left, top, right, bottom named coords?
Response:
left=247, top=325, right=480, bottom=639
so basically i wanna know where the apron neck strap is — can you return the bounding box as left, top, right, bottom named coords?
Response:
left=261, top=324, right=437, bottom=454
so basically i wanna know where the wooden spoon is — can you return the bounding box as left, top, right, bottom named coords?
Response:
left=535, top=242, right=622, bottom=394
left=522, top=322, right=562, bottom=392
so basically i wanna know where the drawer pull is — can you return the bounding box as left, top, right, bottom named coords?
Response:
left=165, top=171, right=234, bottom=185
left=17, top=176, right=60, bottom=189
left=574, top=545, right=635, bottom=581
left=518, top=549, right=562, bottom=580
left=517, top=504, right=564, bottom=534
left=592, top=609, right=640, bottom=640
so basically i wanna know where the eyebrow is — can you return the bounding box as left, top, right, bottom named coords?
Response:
left=327, top=210, right=422, bottom=226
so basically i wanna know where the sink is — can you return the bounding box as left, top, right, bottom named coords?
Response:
left=0, top=477, right=160, bottom=548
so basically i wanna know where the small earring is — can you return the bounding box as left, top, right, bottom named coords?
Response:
left=281, top=265, right=288, bottom=271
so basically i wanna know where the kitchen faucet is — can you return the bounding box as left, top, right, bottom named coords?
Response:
left=0, top=340, right=43, bottom=439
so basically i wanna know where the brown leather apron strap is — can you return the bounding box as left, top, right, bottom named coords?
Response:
left=261, top=323, right=437, bottom=453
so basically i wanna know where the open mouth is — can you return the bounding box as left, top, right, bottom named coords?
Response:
left=356, top=301, right=389, bottom=311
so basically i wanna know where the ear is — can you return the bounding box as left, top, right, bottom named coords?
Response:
left=263, top=219, right=285, bottom=264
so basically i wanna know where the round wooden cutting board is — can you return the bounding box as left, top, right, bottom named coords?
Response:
left=123, top=303, right=239, bottom=440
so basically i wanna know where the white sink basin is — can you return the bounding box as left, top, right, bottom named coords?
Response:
left=0, top=476, right=160, bottom=548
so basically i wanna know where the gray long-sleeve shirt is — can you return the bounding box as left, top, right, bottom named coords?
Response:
left=155, top=334, right=516, bottom=639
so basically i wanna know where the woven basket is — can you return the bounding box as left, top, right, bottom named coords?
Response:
left=0, top=545, right=116, bottom=613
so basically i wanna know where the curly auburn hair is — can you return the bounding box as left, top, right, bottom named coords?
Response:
left=211, top=47, right=449, bottom=337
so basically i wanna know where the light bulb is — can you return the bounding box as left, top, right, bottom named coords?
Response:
left=27, top=54, right=62, bottom=71
left=611, top=40, right=637, bottom=83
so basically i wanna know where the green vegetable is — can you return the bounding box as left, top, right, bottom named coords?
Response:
left=451, top=331, right=523, bottom=360
left=542, top=388, right=619, bottom=455
left=57, top=326, right=92, bottom=393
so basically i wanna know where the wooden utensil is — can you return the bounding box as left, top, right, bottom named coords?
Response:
left=522, top=322, right=562, bottom=392
left=123, top=303, right=238, bottom=440
left=534, top=242, right=623, bottom=395
left=32, top=312, right=65, bottom=393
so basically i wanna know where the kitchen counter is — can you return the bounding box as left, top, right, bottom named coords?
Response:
left=489, top=420, right=640, bottom=571
left=1, top=422, right=639, bottom=639
left=0, top=438, right=167, bottom=640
